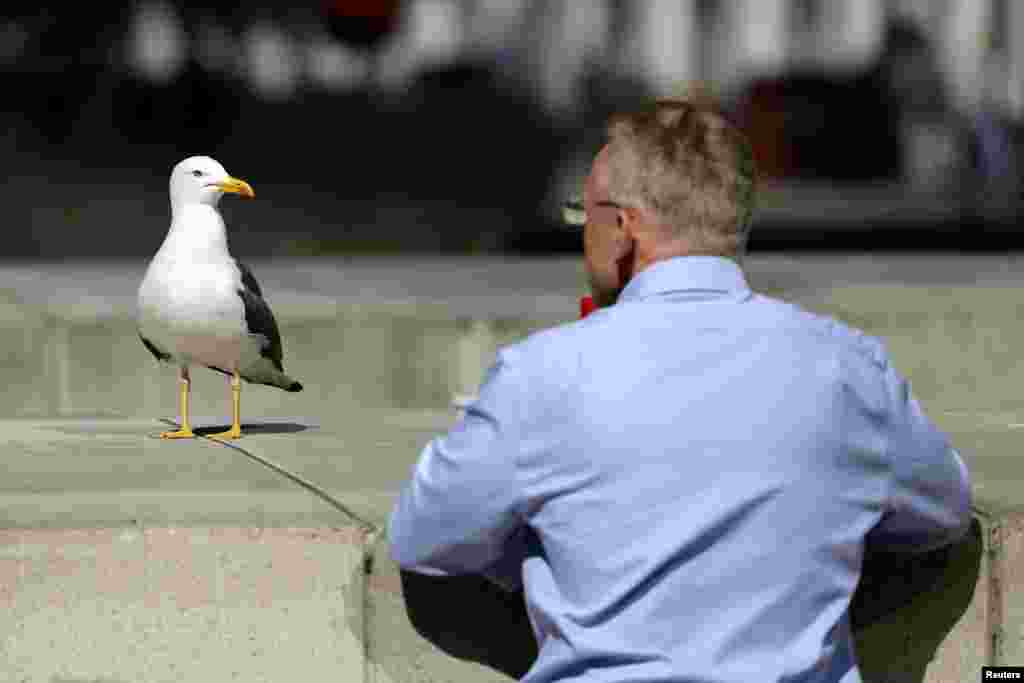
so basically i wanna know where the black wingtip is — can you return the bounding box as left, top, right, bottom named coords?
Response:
left=287, top=381, right=303, bottom=392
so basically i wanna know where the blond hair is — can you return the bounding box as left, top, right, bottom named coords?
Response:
left=605, top=99, right=758, bottom=260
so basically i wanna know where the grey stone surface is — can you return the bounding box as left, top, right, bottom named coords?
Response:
left=0, top=415, right=448, bottom=530
left=993, top=514, right=1024, bottom=664
left=0, top=526, right=366, bottom=683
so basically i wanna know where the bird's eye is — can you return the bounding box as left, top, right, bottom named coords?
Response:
left=191, top=170, right=204, bottom=178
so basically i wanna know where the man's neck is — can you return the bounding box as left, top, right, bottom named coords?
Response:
left=631, top=240, right=694, bottom=278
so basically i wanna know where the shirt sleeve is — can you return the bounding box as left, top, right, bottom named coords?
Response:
left=388, top=349, right=530, bottom=588
left=870, top=343, right=973, bottom=553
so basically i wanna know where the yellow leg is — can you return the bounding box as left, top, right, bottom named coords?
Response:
left=160, top=367, right=195, bottom=439
left=210, top=371, right=242, bottom=440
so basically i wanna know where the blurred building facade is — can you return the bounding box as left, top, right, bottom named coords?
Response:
left=57, top=0, right=1012, bottom=118
left=1, top=1, right=1021, bottom=257
left=76, top=1, right=1016, bottom=118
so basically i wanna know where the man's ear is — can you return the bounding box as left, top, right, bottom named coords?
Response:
left=612, top=209, right=633, bottom=260
left=616, top=205, right=645, bottom=241
left=616, top=246, right=634, bottom=285
left=614, top=208, right=638, bottom=285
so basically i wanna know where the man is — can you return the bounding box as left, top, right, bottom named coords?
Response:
left=389, top=100, right=972, bottom=682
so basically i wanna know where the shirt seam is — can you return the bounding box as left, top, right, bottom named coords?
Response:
left=506, top=339, right=581, bottom=526
left=836, top=333, right=895, bottom=519
left=502, top=347, right=530, bottom=525
left=619, top=287, right=752, bottom=305
left=877, top=350, right=896, bottom=517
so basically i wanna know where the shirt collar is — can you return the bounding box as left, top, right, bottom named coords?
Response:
left=617, top=256, right=751, bottom=303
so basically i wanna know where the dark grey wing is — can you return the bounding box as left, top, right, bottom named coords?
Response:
left=139, top=333, right=171, bottom=362
left=235, top=261, right=284, bottom=372
left=236, top=259, right=264, bottom=298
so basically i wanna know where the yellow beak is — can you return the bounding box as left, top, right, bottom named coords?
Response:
left=217, top=177, right=255, bottom=198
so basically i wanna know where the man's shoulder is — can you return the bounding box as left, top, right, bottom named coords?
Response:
left=498, top=293, right=891, bottom=373
left=498, top=316, right=591, bottom=371
left=501, top=301, right=634, bottom=354
left=755, top=293, right=889, bottom=370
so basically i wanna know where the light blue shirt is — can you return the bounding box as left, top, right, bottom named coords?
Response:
left=389, top=256, right=972, bottom=683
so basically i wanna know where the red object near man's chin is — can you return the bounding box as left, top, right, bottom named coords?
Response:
left=580, top=296, right=597, bottom=319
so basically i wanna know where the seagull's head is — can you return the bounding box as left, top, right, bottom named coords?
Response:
left=170, top=156, right=255, bottom=208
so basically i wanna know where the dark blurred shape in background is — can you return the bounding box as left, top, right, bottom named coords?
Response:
left=1, top=1, right=1021, bottom=260
left=735, top=18, right=956, bottom=184
left=324, top=0, right=403, bottom=51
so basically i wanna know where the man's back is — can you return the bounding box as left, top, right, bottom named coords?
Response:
left=389, top=256, right=971, bottom=683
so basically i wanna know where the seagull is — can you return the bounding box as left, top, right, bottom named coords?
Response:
left=137, top=156, right=303, bottom=440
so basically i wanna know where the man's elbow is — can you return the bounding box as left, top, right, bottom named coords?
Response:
left=937, top=453, right=974, bottom=550
left=387, top=512, right=420, bottom=568
left=389, top=540, right=417, bottom=570
left=952, top=451, right=974, bottom=542
left=947, top=498, right=974, bottom=548
left=387, top=520, right=448, bottom=573
left=899, top=451, right=974, bottom=553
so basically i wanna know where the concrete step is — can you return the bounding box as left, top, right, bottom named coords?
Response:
left=0, top=414, right=1005, bottom=683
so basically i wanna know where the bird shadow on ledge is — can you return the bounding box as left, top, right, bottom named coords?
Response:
left=397, top=517, right=983, bottom=682
left=196, top=423, right=311, bottom=436
left=158, top=418, right=316, bottom=436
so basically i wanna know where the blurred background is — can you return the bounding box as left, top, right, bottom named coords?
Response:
left=1, top=0, right=1022, bottom=259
